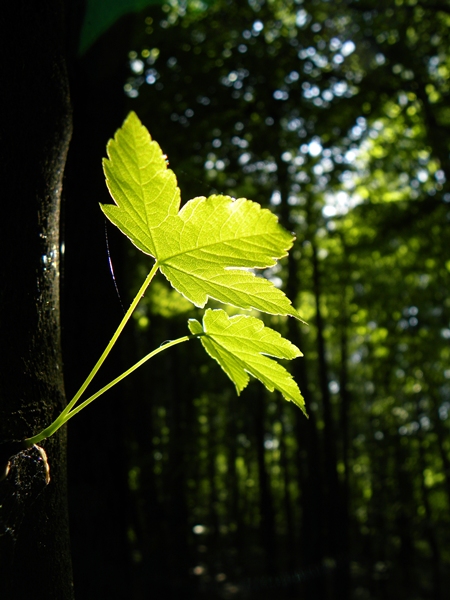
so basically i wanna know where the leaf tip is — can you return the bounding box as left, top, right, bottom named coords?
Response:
left=290, top=307, right=308, bottom=324
left=124, top=110, right=141, bottom=128
left=290, top=394, right=308, bottom=416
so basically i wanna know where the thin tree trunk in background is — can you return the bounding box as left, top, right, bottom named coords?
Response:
left=338, top=240, right=352, bottom=595
left=207, top=398, right=220, bottom=545
left=0, top=1, right=73, bottom=598
left=338, top=321, right=352, bottom=593
left=311, top=239, right=348, bottom=599
left=227, top=394, right=244, bottom=564
left=284, top=243, right=327, bottom=598
left=165, top=338, right=197, bottom=599
left=429, top=392, right=450, bottom=507
left=293, top=374, right=327, bottom=599
left=393, top=435, right=415, bottom=598
left=278, top=403, right=296, bottom=561
left=417, top=433, right=442, bottom=600
left=253, top=392, right=277, bottom=575
left=276, top=156, right=328, bottom=597
left=267, top=158, right=298, bottom=574
left=277, top=402, right=298, bottom=597
left=366, top=430, right=389, bottom=599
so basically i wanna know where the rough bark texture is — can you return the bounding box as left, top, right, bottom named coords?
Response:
left=0, top=2, right=74, bottom=598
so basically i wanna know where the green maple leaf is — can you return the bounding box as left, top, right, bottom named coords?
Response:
left=188, top=309, right=306, bottom=413
left=101, top=112, right=301, bottom=318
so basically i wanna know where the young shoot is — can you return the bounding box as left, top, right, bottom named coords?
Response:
left=6, top=112, right=306, bottom=478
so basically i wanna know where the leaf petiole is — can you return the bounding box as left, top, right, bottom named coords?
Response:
left=25, top=334, right=194, bottom=446
left=24, top=261, right=162, bottom=447
left=60, top=261, right=160, bottom=420
left=63, top=335, right=192, bottom=422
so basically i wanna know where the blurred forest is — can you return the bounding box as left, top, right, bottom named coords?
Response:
left=62, top=1, right=450, bottom=599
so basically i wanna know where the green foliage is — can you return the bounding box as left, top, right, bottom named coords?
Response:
left=188, top=309, right=305, bottom=410
left=24, top=110, right=305, bottom=448
left=102, top=112, right=300, bottom=318
left=102, top=111, right=304, bottom=406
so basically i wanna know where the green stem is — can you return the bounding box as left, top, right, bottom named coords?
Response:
left=65, top=336, right=192, bottom=421
left=60, top=261, right=159, bottom=419
left=23, top=262, right=160, bottom=448
left=25, top=335, right=193, bottom=446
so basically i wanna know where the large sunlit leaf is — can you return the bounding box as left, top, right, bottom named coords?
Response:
left=188, top=309, right=306, bottom=412
left=101, top=112, right=301, bottom=318
left=154, top=194, right=300, bottom=316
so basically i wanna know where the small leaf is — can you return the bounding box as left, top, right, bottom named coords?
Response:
left=188, top=309, right=306, bottom=413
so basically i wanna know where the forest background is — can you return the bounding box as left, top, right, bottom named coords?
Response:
left=2, top=1, right=450, bottom=599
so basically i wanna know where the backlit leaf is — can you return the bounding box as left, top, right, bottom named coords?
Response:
left=154, top=194, right=300, bottom=316
left=188, top=309, right=306, bottom=412
left=101, top=112, right=302, bottom=319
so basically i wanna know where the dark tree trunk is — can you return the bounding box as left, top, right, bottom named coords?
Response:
left=393, top=436, right=416, bottom=597
left=0, top=1, right=73, bottom=599
left=164, top=339, right=198, bottom=599
left=277, top=169, right=327, bottom=597
left=311, top=239, right=349, bottom=599
left=227, top=393, right=245, bottom=564
left=417, top=433, right=442, bottom=600
left=207, top=399, right=220, bottom=546
left=277, top=403, right=296, bottom=573
left=429, top=391, right=450, bottom=507
left=253, top=392, right=277, bottom=575
left=337, top=239, right=352, bottom=596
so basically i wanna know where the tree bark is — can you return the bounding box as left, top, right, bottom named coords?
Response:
left=0, top=1, right=73, bottom=598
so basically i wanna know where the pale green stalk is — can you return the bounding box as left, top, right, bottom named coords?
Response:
left=24, top=262, right=160, bottom=447
left=61, top=262, right=159, bottom=418
left=25, top=335, right=191, bottom=446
